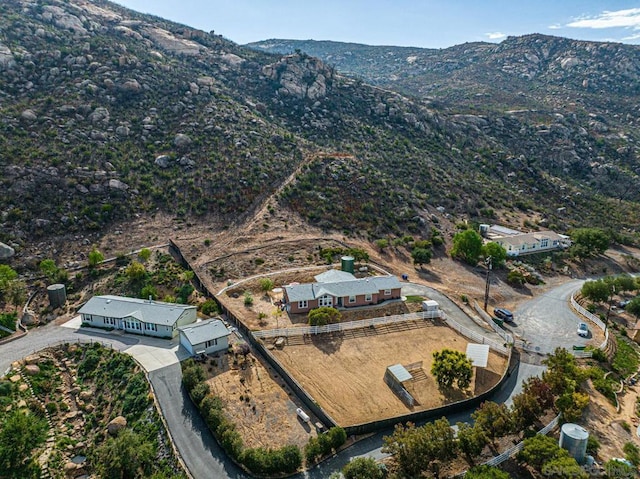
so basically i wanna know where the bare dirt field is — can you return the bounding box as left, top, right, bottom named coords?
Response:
left=269, top=320, right=508, bottom=426
left=203, top=340, right=319, bottom=450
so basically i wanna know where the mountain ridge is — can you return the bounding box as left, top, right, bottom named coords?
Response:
left=0, top=0, right=639, bottom=266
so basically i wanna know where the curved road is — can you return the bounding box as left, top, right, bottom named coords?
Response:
left=510, top=279, right=589, bottom=355
left=1, top=279, right=591, bottom=478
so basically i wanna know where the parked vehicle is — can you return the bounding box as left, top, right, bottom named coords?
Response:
left=494, top=308, right=514, bottom=322
left=619, top=300, right=631, bottom=308
left=577, top=322, right=589, bottom=338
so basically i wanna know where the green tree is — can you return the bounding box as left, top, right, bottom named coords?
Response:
left=181, top=360, right=205, bottom=392
left=481, top=242, right=507, bottom=268
left=201, top=299, right=220, bottom=316
left=346, top=248, right=369, bottom=262
left=0, top=264, right=18, bottom=294
left=570, top=228, right=610, bottom=258
left=327, top=426, right=347, bottom=449
left=308, top=306, right=341, bottom=326
left=471, top=401, right=512, bottom=441
left=626, top=297, right=640, bottom=318
left=382, top=418, right=456, bottom=478
left=451, top=229, right=483, bottom=265
left=510, top=389, right=541, bottom=430
left=342, top=457, right=385, bottom=479
left=259, top=277, right=274, bottom=293
left=431, top=349, right=473, bottom=390
left=374, top=239, right=388, bottom=251
left=542, top=347, right=583, bottom=395
left=138, top=248, right=151, bottom=262
left=507, top=269, right=526, bottom=287
left=88, top=247, right=104, bottom=268
left=581, top=279, right=611, bottom=303
left=39, top=259, right=59, bottom=282
left=614, top=274, right=637, bottom=293
left=140, top=285, right=157, bottom=300
left=6, top=280, right=27, bottom=311
left=518, top=434, right=569, bottom=470
left=556, top=391, right=589, bottom=422
left=190, top=382, right=210, bottom=406
left=456, top=422, right=488, bottom=461
left=411, top=247, right=432, bottom=268
left=126, top=261, right=147, bottom=281
left=464, top=465, right=509, bottom=479
left=94, top=428, right=155, bottom=479
left=0, top=410, right=48, bottom=471
left=542, top=455, right=588, bottom=479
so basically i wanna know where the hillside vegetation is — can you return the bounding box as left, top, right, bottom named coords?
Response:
left=1, top=1, right=639, bottom=264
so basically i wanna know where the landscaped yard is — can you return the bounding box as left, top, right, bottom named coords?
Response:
left=268, top=319, right=508, bottom=426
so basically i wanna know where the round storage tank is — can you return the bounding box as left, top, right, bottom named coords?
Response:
left=559, top=423, right=589, bottom=464
left=341, top=256, right=355, bottom=274
left=47, top=284, right=67, bottom=309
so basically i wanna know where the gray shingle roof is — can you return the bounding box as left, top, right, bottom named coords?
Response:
left=78, top=295, right=195, bottom=327
left=178, top=319, right=230, bottom=346
left=284, top=275, right=401, bottom=302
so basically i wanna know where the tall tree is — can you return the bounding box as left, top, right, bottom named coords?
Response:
left=0, top=410, right=48, bottom=471
left=94, top=428, right=155, bottom=479
left=431, top=349, right=473, bottom=390
left=570, top=228, right=610, bottom=258
left=481, top=242, right=507, bottom=268
left=411, top=247, right=432, bottom=268
left=471, top=401, right=512, bottom=441
left=451, top=229, right=483, bottom=265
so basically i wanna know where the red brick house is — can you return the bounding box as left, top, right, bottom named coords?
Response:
left=283, top=270, right=402, bottom=314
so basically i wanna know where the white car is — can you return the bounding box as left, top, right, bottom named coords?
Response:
left=577, top=322, right=589, bottom=338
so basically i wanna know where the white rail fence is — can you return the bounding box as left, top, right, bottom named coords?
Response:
left=252, top=311, right=444, bottom=339
left=570, top=292, right=610, bottom=352
left=253, top=311, right=510, bottom=355
left=457, top=414, right=561, bottom=475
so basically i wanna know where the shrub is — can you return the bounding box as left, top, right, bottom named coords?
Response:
left=243, top=291, right=253, bottom=306
left=259, top=278, right=274, bottom=293
left=190, top=382, right=210, bottom=406
left=182, top=361, right=205, bottom=392
left=200, top=300, right=219, bottom=316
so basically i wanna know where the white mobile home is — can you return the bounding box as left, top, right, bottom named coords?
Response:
left=178, top=318, right=231, bottom=356
left=79, top=295, right=197, bottom=339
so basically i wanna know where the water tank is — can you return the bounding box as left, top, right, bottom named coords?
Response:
left=341, top=256, right=355, bottom=274
left=47, top=284, right=67, bottom=309
left=479, top=224, right=490, bottom=237
left=559, top=423, right=589, bottom=464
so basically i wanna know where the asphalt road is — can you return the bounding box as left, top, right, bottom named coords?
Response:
left=509, top=279, right=588, bottom=354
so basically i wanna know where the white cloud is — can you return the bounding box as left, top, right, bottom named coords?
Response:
left=548, top=24, right=562, bottom=30
left=567, top=8, right=640, bottom=29
left=622, top=32, right=640, bottom=41
left=486, top=32, right=506, bottom=40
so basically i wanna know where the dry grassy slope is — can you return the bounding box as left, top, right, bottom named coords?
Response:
left=1, top=0, right=639, bottom=271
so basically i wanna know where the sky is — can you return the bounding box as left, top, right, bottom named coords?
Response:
left=111, top=1, right=640, bottom=49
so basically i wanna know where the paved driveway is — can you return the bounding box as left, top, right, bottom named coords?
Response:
left=509, top=280, right=589, bottom=354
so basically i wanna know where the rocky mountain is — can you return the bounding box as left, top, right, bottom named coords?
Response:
left=1, top=1, right=639, bottom=264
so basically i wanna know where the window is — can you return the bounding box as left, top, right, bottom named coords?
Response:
left=319, top=295, right=332, bottom=307
left=384, top=289, right=391, bottom=296
left=84, top=315, right=92, bottom=322
left=348, top=296, right=356, bottom=303
left=298, top=300, right=308, bottom=309
left=540, top=238, right=549, bottom=248
left=365, top=294, right=372, bottom=302
left=205, top=339, right=218, bottom=348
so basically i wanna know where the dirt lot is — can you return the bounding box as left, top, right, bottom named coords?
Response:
left=269, top=320, right=507, bottom=426
left=203, top=340, right=319, bottom=450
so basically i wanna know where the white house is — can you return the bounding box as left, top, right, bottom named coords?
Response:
left=79, top=295, right=197, bottom=339
left=481, top=224, right=571, bottom=257
left=178, top=318, right=231, bottom=356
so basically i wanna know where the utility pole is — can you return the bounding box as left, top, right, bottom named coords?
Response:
left=483, top=256, right=492, bottom=312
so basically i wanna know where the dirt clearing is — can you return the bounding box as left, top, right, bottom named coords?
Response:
left=203, top=345, right=318, bottom=450
left=269, top=320, right=508, bottom=426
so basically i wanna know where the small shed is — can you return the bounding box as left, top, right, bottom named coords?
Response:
left=384, top=364, right=415, bottom=407
left=179, top=318, right=231, bottom=356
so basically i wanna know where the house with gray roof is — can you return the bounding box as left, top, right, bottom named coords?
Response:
left=78, top=295, right=197, bottom=338
left=283, top=271, right=402, bottom=314
left=178, top=318, right=231, bottom=356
